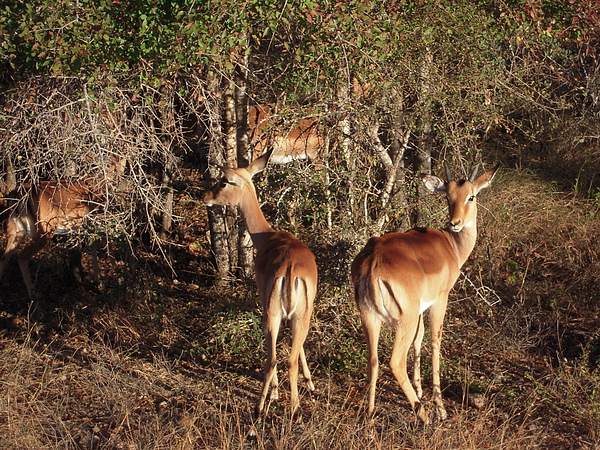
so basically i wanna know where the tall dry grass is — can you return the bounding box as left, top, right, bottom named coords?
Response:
left=2, top=326, right=585, bottom=450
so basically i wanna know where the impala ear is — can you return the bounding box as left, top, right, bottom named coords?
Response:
left=422, top=174, right=447, bottom=193
left=474, top=164, right=499, bottom=191
left=247, top=150, right=272, bottom=178
left=222, top=168, right=244, bottom=186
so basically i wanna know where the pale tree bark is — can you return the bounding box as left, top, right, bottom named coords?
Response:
left=413, top=45, right=435, bottom=226
left=367, top=123, right=409, bottom=232
left=205, top=71, right=233, bottom=286
left=235, top=64, right=251, bottom=168
left=204, top=62, right=257, bottom=285
left=337, top=79, right=355, bottom=229
left=234, top=61, right=255, bottom=279
left=0, top=154, right=15, bottom=195
left=417, top=46, right=434, bottom=176
left=385, top=86, right=410, bottom=232
left=222, top=78, right=240, bottom=275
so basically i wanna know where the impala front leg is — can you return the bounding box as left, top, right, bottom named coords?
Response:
left=430, top=302, right=448, bottom=421
left=17, top=238, right=49, bottom=300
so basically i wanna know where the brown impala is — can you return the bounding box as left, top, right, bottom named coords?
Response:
left=351, top=163, right=498, bottom=423
left=203, top=151, right=317, bottom=417
left=248, top=104, right=323, bottom=164
left=0, top=158, right=126, bottom=299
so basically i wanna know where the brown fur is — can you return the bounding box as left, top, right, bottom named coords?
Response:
left=248, top=104, right=323, bottom=164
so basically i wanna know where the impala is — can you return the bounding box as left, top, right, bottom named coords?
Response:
left=203, top=151, right=317, bottom=416
left=248, top=104, right=323, bottom=164
left=351, top=163, right=498, bottom=423
left=0, top=158, right=126, bottom=299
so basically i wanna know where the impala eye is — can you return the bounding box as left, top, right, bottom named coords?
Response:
left=468, top=195, right=476, bottom=202
left=219, top=180, right=228, bottom=188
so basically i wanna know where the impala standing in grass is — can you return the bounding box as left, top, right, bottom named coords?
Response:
left=351, top=163, right=498, bottom=423
left=203, top=151, right=317, bottom=417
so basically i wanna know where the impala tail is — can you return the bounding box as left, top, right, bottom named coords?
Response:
left=271, top=264, right=309, bottom=320
left=354, top=266, right=399, bottom=325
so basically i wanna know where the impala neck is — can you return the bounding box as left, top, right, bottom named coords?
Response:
left=444, top=222, right=478, bottom=268
left=237, top=189, right=275, bottom=250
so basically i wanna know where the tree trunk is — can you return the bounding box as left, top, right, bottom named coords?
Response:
left=387, top=86, right=409, bottom=232
left=205, top=71, right=232, bottom=286
left=234, top=62, right=254, bottom=279
left=221, top=79, right=240, bottom=278
left=160, top=157, right=174, bottom=240
left=413, top=46, right=435, bottom=227
left=0, top=153, right=15, bottom=195
left=368, top=123, right=409, bottom=233
left=235, top=64, right=251, bottom=168
left=338, top=80, right=356, bottom=229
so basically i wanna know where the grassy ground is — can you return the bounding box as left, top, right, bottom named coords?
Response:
left=0, top=166, right=599, bottom=449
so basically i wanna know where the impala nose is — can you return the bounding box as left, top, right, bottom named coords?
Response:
left=449, top=219, right=463, bottom=232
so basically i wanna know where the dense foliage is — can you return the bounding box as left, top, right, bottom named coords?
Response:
left=1, top=1, right=596, bottom=167
left=1, top=0, right=598, bottom=276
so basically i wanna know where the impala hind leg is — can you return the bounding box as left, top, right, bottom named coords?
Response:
left=256, top=313, right=282, bottom=416
left=390, top=314, right=429, bottom=423
left=89, top=240, right=101, bottom=287
left=289, top=313, right=313, bottom=416
left=69, top=240, right=101, bottom=288
left=69, top=248, right=85, bottom=283
left=360, top=309, right=382, bottom=417
left=412, top=314, right=425, bottom=399
left=300, top=346, right=315, bottom=392
left=0, top=233, right=20, bottom=286
left=15, top=238, right=49, bottom=300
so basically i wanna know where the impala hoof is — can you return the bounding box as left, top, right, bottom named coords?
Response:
left=436, top=405, right=448, bottom=421
left=415, top=403, right=430, bottom=425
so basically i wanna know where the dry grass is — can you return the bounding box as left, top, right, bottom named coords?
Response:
left=1, top=325, right=596, bottom=449
left=1, top=166, right=600, bottom=449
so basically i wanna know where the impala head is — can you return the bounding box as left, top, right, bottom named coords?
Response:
left=423, top=163, right=499, bottom=233
left=203, top=151, right=271, bottom=207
